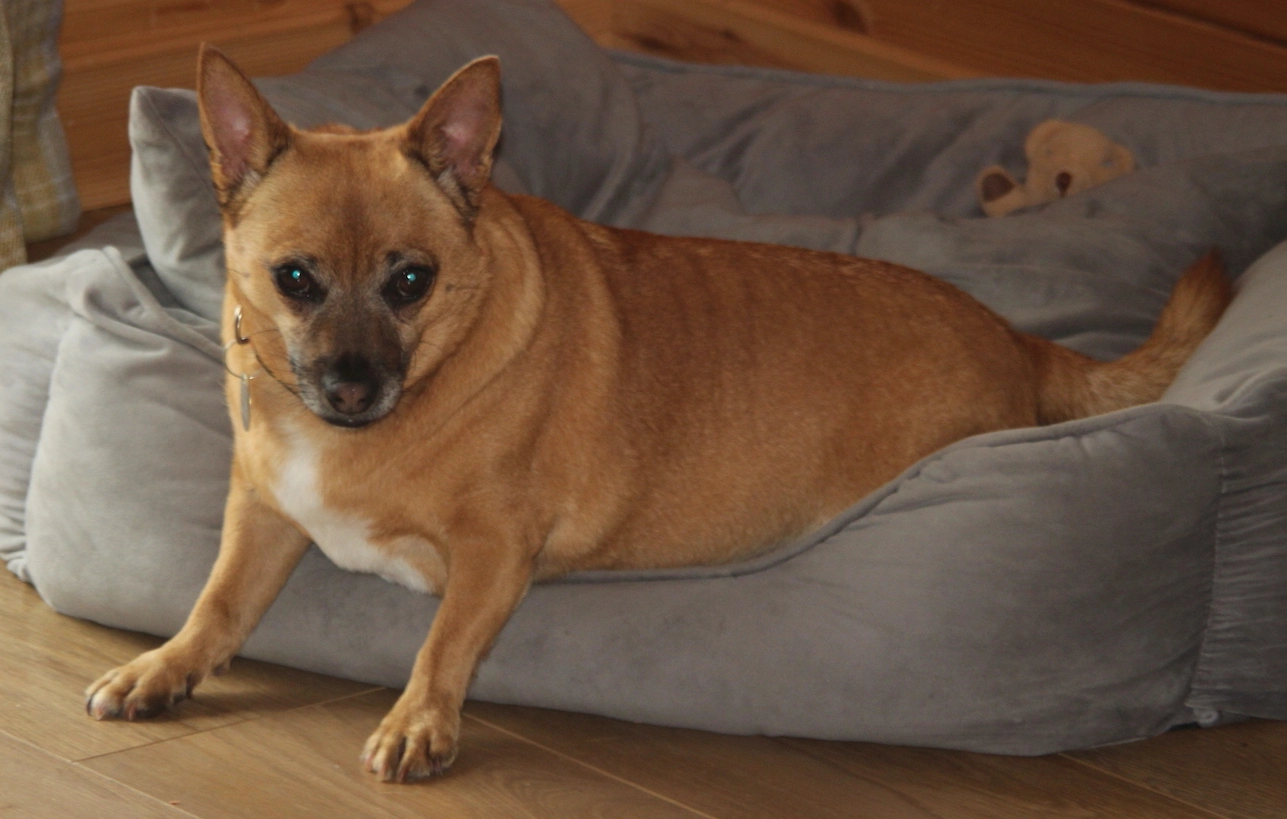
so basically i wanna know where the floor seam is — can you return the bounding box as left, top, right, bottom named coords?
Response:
left=70, top=760, right=206, bottom=819
left=772, top=737, right=950, bottom=818
left=1057, top=752, right=1235, bottom=819
left=1, top=729, right=202, bottom=818
left=464, top=712, right=720, bottom=819
left=72, top=686, right=387, bottom=763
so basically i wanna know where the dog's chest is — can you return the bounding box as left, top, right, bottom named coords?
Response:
left=270, top=429, right=438, bottom=594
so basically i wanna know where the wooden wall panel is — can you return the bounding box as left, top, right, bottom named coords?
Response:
left=1139, top=0, right=1287, bottom=46
left=62, top=0, right=382, bottom=56
left=58, top=0, right=413, bottom=210
left=722, top=0, right=1287, bottom=92
left=556, top=0, right=971, bottom=81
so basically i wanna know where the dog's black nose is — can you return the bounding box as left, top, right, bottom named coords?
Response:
left=322, top=354, right=380, bottom=416
left=1055, top=171, right=1072, bottom=195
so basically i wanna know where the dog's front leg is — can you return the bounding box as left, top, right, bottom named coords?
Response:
left=86, top=469, right=310, bottom=720
left=361, top=536, right=534, bottom=782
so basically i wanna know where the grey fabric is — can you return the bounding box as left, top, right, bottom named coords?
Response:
left=618, top=53, right=1287, bottom=220
left=128, top=88, right=224, bottom=323
left=856, top=146, right=1287, bottom=359
left=0, top=214, right=147, bottom=580
left=1163, top=241, right=1287, bottom=720
left=6, top=0, right=1287, bottom=753
left=0, top=260, right=68, bottom=580
left=23, top=245, right=227, bottom=637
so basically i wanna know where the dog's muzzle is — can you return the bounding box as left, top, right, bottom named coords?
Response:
left=314, top=352, right=400, bottom=427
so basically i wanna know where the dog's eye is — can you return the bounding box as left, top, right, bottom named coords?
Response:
left=384, top=265, right=435, bottom=307
left=274, top=264, right=322, bottom=303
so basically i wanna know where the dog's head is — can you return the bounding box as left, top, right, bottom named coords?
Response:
left=198, top=47, right=503, bottom=428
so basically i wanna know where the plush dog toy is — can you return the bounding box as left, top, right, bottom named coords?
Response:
left=976, top=120, right=1136, bottom=216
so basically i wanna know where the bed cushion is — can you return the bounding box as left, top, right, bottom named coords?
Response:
left=0, top=259, right=69, bottom=579
left=0, top=215, right=148, bottom=580
left=13, top=228, right=1287, bottom=750
left=6, top=0, right=1287, bottom=753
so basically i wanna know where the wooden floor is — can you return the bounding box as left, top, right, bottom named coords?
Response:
left=2, top=570, right=1285, bottom=818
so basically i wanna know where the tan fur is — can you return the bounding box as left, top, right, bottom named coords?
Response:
left=86, top=49, right=1232, bottom=782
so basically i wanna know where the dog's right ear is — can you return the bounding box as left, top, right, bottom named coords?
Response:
left=197, top=44, right=290, bottom=209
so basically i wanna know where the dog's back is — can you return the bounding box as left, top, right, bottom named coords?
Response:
left=502, top=195, right=1231, bottom=572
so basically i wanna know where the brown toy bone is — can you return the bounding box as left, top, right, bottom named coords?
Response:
left=976, top=119, right=1136, bottom=217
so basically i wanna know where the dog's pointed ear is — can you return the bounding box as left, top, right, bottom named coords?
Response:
left=404, top=56, right=502, bottom=218
left=197, top=44, right=290, bottom=209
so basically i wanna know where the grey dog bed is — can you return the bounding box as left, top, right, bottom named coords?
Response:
left=4, top=0, right=1287, bottom=753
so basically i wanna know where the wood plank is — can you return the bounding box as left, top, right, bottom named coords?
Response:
left=777, top=735, right=1226, bottom=819
left=0, top=570, right=376, bottom=762
left=1069, top=720, right=1287, bottom=819
left=475, top=700, right=1236, bottom=819
left=555, top=0, right=973, bottom=81
left=467, top=701, right=963, bottom=818
left=60, top=24, right=345, bottom=211
left=57, top=0, right=413, bottom=211
left=61, top=0, right=411, bottom=59
left=550, top=0, right=615, bottom=41
left=1137, top=0, right=1287, bottom=46
left=0, top=730, right=194, bottom=818
left=736, top=0, right=872, bottom=32
left=560, top=0, right=1287, bottom=91
left=755, top=0, right=1287, bottom=91
left=82, top=691, right=704, bottom=819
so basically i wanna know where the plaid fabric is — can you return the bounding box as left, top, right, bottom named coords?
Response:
left=0, top=8, right=21, bottom=270
left=6, top=0, right=78, bottom=244
left=0, top=0, right=78, bottom=271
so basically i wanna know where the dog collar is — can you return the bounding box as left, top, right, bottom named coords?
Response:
left=223, top=305, right=263, bottom=431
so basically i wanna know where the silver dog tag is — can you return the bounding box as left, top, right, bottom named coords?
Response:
left=239, top=374, right=251, bottom=431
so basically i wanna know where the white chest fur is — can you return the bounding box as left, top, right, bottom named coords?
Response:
left=271, top=428, right=436, bottom=594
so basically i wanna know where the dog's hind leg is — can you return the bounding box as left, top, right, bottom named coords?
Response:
left=85, top=468, right=311, bottom=720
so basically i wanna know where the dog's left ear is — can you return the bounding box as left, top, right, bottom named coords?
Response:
left=404, top=56, right=502, bottom=218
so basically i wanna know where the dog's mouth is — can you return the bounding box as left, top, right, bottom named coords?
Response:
left=321, top=411, right=382, bottom=429
left=304, top=378, right=403, bottom=428
left=306, top=386, right=402, bottom=428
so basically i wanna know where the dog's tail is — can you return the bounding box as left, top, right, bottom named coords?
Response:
left=1025, top=251, right=1232, bottom=424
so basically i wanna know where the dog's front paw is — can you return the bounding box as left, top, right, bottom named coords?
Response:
left=85, top=648, right=214, bottom=721
left=360, top=695, right=460, bottom=783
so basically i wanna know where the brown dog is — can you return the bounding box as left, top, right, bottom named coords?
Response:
left=86, top=47, right=1231, bottom=782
